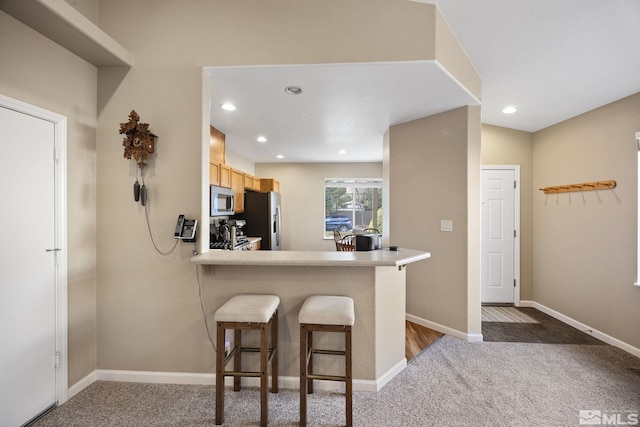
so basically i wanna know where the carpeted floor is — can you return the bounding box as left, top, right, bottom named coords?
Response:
left=32, top=336, right=640, bottom=426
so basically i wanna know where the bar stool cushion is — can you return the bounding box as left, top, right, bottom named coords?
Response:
left=215, top=294, right=280, bottom=323
left=299, top=295, right=355, bottom=326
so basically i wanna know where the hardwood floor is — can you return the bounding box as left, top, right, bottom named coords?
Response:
left=404, top=307, right=606, bottom=363
left=405, top=320, right=444, bottom=361
left=482, top=307, right=606, bottom=345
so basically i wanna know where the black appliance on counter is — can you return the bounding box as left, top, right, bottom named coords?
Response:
left=237, top=191, right=281, bottom=250
left=355, top=233, right=382, bottom=251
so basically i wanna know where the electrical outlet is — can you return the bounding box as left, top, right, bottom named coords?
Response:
left=441, top=220, right=453, bottom=232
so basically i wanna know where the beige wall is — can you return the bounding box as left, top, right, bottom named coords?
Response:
left=466, top=106, right=482, bottom=336
left=1, top=0, right=483, bottom=384
left=533, top=92, right=640, bottom=349
left=255, top=162, right=383, bottom=251
left=196, top=264, right=405, bottom=382
left=93, top=0, right=480, bottom=375
left=434, top=9, right=481, bottom=102
left=481, top=125, right=534, bottom=300
left=63, top=0, right=98, bottom=24
left=481, top=104, right=640, bottom=350
left=0, top=11, right=98, bottom=385
left=389, top=106, right=481, bottom=335
left=7, top=0, right=639, bottom=388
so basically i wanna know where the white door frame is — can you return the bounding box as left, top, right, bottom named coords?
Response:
left=0, top=94, right=68, bottom=405
left=481, top=165, right=521, bottom=306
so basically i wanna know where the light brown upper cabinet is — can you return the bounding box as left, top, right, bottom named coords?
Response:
left=260, top=178, right=280, bottom=193
left=208, top=124, right=275, bottom=201
left=210, top=126, right=225, bottom=164
left=244, top=173, right=255, bottom=190
left=220, top=164, right=231, bottom=188
left=209, top=162, right=220, bottom=186
left=231, top=168, right=244, bottom=213
left=243, top=173, right=262, bottom=192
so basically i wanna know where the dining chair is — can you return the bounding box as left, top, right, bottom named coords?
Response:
left=336, top=234, right=355, bottom=252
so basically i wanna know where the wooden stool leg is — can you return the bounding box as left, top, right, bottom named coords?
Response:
left=215, top=322, right=225, bottom=425
left=215, top=296, right=280, bottom=426
left=307, top=328, right=314, bottom=394
left=299, top=323, right=308, bottom=427
left=271, top=309, right=279, bottom=393
left=233, top=329, right=241, bottom=391
left=345, top=326, right=353, bottom=427
left=260, top=323, right=268, bottom=427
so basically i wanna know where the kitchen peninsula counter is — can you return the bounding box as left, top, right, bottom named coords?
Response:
left=191, top=247, right=430, bottom=267
left=191, top=248, right=430, bottom=392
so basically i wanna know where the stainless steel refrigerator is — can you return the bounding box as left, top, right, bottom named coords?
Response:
left=240, top=191, right=281, bottom=250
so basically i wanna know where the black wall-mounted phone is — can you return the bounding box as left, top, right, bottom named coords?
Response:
left=174, top=214, right=197, bottom=242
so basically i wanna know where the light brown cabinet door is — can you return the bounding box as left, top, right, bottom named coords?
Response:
left=209, top=126, right=225, bottom=164
left=220, top=164, right=231, bottom=188
left=231, top=168, right=244, bottom=213
left=244, top=173, right=255, bottom=190
left=209, top=162, right=220, bottom=186
left=260, top=178, right=280, bottom=193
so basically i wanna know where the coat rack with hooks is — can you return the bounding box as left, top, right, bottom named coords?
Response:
left=539, top=180, right=616, bottom=194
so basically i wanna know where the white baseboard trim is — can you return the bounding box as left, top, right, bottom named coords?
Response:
left=373, top=358, right=407, bottom=391
left=466, top=333, right=484, bottom=343
left=68, top=371, right=97, bottom=399
left=406, top=313, right=483, bottom=342
left=96, top=369, right=217, bottom=384
left=67, top=363, right=400, bottom=399
left=68, top=305, right=638, bottom=400
left=97, top=369, right=381, bottom=392
left=519, top=300, right=640, bottom=358
left=277, top=374, right=383, bottom=392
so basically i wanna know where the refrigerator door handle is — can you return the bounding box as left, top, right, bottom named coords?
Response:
left=275, top=205, right=281, bottom=247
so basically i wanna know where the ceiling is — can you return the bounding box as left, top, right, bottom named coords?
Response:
left=209, top=0, right=640, bottom=164
left=208, top=62, right=479, bottom=163
left=434, top=0, right=640, bottom=132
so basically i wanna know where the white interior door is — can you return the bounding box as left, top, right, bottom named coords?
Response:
left=481, top=167, right=519, bottom=304
left=0, top=103, right=60, bottom=426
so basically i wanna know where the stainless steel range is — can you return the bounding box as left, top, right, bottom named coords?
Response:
left=210, top=218, right=252, bottom=250
left=210, top=237, right=251, bottom=251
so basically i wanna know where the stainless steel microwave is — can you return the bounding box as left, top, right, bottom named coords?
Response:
left=210, top=185, right=235, bottom=216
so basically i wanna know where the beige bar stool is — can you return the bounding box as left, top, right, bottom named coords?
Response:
left=299, top=295, right=355, bottom=427
left=215, top=294, right=280, bottom=426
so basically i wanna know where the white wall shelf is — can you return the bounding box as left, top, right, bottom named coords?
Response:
left=0, top=0, right=133, bottom=67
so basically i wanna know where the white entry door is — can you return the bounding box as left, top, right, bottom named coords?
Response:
left=0, top=100, right=66, bottom=426
left=481, top=167, right=519, bottom=304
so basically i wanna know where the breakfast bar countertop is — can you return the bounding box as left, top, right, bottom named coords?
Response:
left=190, top=246, right=431, bottom=388
left=191, top=248, right=430, bottom=267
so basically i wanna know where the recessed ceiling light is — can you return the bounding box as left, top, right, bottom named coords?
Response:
left=276, top=154, right=284, bottom=159
left=339, top=150, right=347, bottom=154
left=284, top=86, right=303, bottom=95
left=220, top=103, right=236, bottom=111
left=257, top=136, right=267, bottom=143
left=501, top=106, right=517, bottom=114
